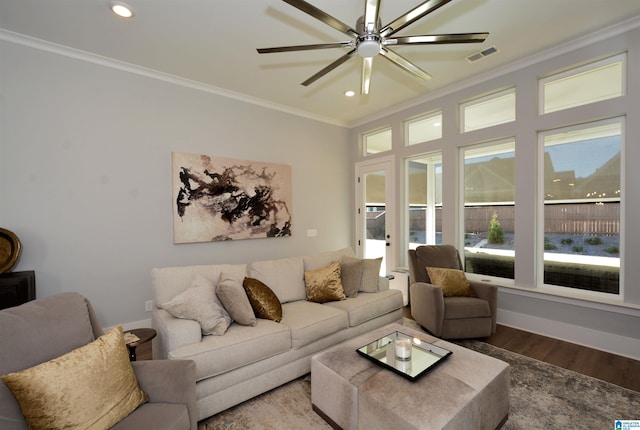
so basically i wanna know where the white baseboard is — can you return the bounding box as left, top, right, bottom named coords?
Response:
left=497, top=309, right=640, bottom=361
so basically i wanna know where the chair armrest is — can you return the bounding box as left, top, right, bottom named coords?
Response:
left=469, top=281, right=498, bottom=333
left=151, top=308, right=201, bottom=359
left=132, top=359, right=197, bottom=430
left=409, top=282, right=445, bottom=337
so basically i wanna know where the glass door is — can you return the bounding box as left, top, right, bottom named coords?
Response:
left=356, top=156, right=395, bottom=275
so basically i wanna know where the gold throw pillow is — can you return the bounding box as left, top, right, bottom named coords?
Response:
left=0, top=326, right=148, bottom=430
left=425, top=267, right=477, bottom=297
left=243, top=277, right=283, bottom=322
left=305, top=261, right=346, bottom=303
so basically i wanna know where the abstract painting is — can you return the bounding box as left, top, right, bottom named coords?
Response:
left=172, top=152, right=292, bottom=243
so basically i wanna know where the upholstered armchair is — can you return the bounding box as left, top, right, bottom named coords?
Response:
left=408, top=245, right=497, bottom=339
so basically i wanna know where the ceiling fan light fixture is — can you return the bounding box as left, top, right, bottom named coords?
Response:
left=357, top=34, right=381, bottom=58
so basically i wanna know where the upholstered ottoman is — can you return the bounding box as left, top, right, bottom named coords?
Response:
left=311, top=323, right=509, bottom=430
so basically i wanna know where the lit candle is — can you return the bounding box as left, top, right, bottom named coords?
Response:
left=395, top=338, right=412, bottom=360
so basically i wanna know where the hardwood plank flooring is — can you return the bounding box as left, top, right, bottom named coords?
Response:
left=403, top=305, right=640, bottom=392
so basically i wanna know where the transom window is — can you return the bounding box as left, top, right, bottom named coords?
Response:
left=539, top=53, right=625, bottom=114
left=460, top=88, right=515, bottom=133
left=405, top=111, right=442, bottom=146
left=363, top=127, right=392, bottom=155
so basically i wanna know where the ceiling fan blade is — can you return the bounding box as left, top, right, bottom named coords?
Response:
left=301, top=49, right=357, bottom=86
left=257, top=41, right=354, bottom=54
left=385, top=33, right=489, bottom=46
left=379, top=47, right=432, bottom=81
left=282, top=0, right=359, bottom=38
left=363, top=0, right=381, bottom=32
left=380, top=0, right=453, bottom=37
left=361, top=57, right=373, bottom=94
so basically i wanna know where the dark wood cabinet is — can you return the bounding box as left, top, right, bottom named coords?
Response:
left=0, top=270, right=35, bottom=310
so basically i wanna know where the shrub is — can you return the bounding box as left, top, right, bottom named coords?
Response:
left=584, top=236, right=602, bottom=245
left=561, top=238, right=573, bottom=245
left=488, top=213, right=504, bottom=244
left=572, top=245, right=584, bottom=253
left=605, top=246, right=619, bottom=254
left=544, top=236, right=557, bottom=250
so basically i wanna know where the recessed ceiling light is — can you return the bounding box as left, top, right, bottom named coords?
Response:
left=110, top=1, right=134, bottom=18
left=344, top=90, right=355, bottom=97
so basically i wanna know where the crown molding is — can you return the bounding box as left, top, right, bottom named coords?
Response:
left=0, top=29, right=348, bottom=128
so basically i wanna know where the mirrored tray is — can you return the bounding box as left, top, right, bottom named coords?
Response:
left=0, top=228, right=22, bottom=274
left=356, top=331, right=452, bottom=382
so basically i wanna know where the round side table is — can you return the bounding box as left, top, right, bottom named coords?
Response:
left=124, top=328, right=156, bottom=361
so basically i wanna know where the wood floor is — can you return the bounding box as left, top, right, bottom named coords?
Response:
left=403, top=305, right=640, bottom=392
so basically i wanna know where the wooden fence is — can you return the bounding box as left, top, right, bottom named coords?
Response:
left=405, top=202, right=620, bottom=236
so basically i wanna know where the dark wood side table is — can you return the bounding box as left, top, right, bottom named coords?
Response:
left=124, top=328, right=156, bottom=361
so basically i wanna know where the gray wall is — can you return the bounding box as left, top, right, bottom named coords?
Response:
left=0, top=40, right=352, bottom=327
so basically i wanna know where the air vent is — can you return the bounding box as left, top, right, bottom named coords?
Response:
left=466, top=46, right=498, bottom=63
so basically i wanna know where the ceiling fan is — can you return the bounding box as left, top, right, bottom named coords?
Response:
left=257, top=0, right=489, bottom=94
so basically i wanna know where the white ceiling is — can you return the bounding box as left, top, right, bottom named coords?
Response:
left=2, top=0, right=640, bottom=127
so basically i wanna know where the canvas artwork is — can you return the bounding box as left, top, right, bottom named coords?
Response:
left=172, top=152, right=292, bottom=244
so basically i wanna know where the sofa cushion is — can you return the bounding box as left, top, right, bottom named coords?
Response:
left=303, top=247, right=355, bottom=271
left=280, top=301, right=349, bottom=349
left=248, top=257, right=305, bottom=303
left=161, top=274, right=232, bottom=335
left=324, top=289, right=404, bottom=327
left=243, top=277, right=282, bottom=322
left=1, top=326, right=147, bottom=430
left=426, top=267, right=476, bottom=297
left=217, top=273, right=256, bottom=326
left=304, top=261, right=346, bottom=303
left=168, top=320, right=291, bottom=381
left=152, top=264, right=247, bottom=309
left=0, top=292, right=96, bottom=377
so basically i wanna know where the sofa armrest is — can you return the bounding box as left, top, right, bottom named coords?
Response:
left=409, top=282, right=445, bottom=336
left=469, top=281, right=498, bottom=333
left=377, top=276, right=390, bottom=291
left=151, top=308, right=201, bottom=359
left=132, top=359, right=197, bottom=430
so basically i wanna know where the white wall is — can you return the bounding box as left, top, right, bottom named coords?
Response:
left=348, top=21, right=640, bottom=359
left=0, top=39, right=352, bottom=327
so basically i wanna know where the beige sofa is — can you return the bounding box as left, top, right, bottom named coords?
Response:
left=0, top=292, right=197, bottom=430
left=151, top=247, right=404, bottom=421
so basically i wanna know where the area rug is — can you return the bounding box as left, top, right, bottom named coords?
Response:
left=199, top=321, right=640, bottom=429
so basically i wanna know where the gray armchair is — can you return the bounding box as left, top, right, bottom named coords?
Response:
left=408, top=245, right=497, bottom=339
left=0, top=292, right=197, bottom=430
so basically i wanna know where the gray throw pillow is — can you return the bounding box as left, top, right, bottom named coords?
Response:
left=340, top=258, right=363, bottom=297
left=217, top=273, right=257, bottom=326
left=341, top=256, right=382, bottom=293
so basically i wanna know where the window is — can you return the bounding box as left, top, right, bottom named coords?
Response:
left=406, top=153, right=442, bottom=252
left=363, top=127, right=392, bottom=155
left=462, top=140, right=516, bottom=279
left=405, top=111, right=442, bottom=145
left=540, top=118, right=622, bottom=295
left=460, top=88, right=515, bottom=132
left=540, top=53, right=625, bottom=114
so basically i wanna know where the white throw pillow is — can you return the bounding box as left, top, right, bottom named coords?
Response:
left=162, top=274, right=231, bottom=335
